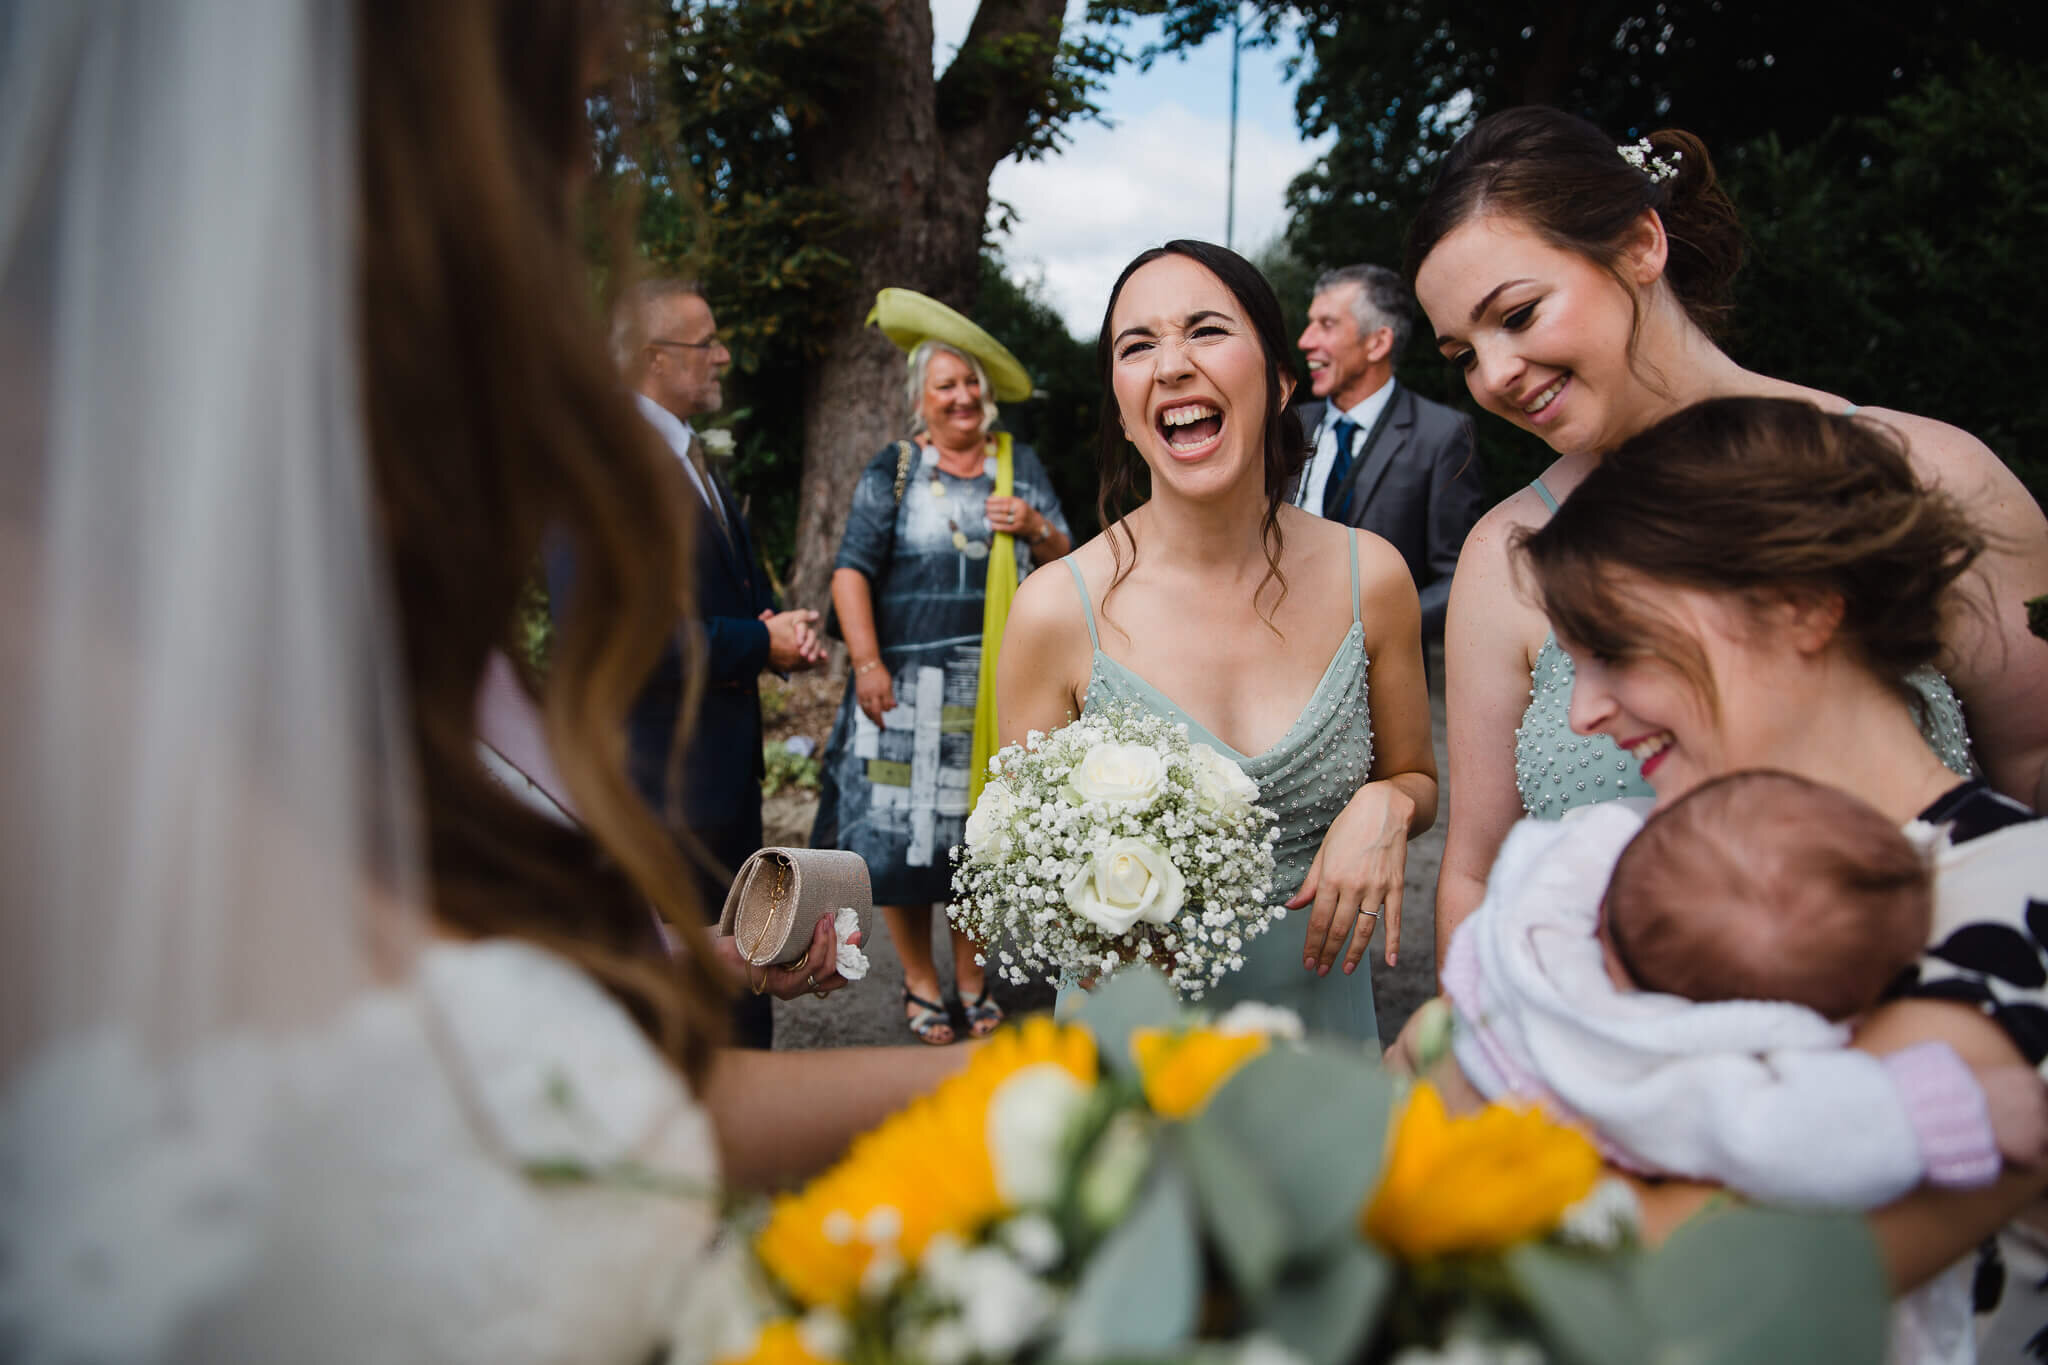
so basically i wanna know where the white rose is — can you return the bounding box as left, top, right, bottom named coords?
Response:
left=1213, top=1001, right=1305, bottom=1040
left=963, top=779, right=1019, bottom=861
left=1065, top=741, right=1167, bottom=808
left=1063, top=837, right=1185, bottom=935
left=696, top=428, right=735, bottom=459
left=1187, top=742, right=1259, bottom=817
left=987, top=1064, right=1091, bottom=1208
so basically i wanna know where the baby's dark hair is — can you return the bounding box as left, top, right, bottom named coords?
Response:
left=1604, top=771, right=1932, bottom=1021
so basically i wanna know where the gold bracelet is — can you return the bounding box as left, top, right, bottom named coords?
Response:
left=854, top=658, right=882, bottom=676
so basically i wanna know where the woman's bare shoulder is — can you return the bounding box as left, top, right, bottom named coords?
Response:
left=1453, top=482, right=1561, bottom=609
left=1468, top=479, right=1557, bottom=551
left=1010, top=552, right=1088, bottom=629
left=1855, top=406, right=2042, bottom=516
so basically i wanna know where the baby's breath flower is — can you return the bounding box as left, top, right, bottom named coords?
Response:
left=947, top=702, right=1280, bottom=996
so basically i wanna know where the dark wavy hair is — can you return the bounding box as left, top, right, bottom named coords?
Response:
left=1404, top=106, right=1746, bottom=351
left=1515, top=396, right=1985, bottom=709
left=1092, top=240, right=1308, bottom=628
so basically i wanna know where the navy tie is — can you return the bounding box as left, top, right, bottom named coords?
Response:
left=1325, top=415, right=1360, bottom=514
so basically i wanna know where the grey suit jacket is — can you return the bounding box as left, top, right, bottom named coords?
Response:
left=1291, top=382, right=1485, bottom=637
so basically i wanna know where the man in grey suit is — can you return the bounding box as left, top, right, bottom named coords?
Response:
left=1293, top=264, right=1485, bottom=637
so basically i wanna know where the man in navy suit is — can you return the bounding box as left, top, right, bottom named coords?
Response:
left=606, top=279, right=824, bottom=1046
left=1293, top=264, right=1485, bottom=638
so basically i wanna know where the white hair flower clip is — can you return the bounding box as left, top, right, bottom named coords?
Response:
left=1617, top=137, right=1683, bottom=184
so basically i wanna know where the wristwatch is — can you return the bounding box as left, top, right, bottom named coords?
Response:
left=1029, top=521, right=1052, bottom=546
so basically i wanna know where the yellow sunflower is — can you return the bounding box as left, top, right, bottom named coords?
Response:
left=755, top=1015, right=1097, bottom=1308
left=712, top=1319, right=836, bottom=1365
left=1129, top=1026, right=1269, bottom=1119
left=1362, top=1083, right=1600, bottom=1260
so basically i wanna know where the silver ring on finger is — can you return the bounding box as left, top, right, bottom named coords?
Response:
left=1360, top=909, right=1381, bottom=920
left=805, top=973, right=817, bottom=990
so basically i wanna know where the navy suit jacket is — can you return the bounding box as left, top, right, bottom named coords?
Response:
left=549, top=452, right=775, bottom=878
left=1291, top=382, right=1485, bottom=637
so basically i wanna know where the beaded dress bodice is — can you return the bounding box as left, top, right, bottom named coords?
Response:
left=1514, top=635, right=1655, bottom=819
left=1062, top=544, right=1380, bottom=1043
left=1512, top=476, right=1978, bottom=820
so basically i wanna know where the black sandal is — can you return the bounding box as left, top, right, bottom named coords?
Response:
left=962, top=984, right=1004, bottom=1038
left=903, top=989, right=955, bottom=1046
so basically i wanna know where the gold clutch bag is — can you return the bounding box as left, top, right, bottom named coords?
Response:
left=716, top=847, right=872, bottom=967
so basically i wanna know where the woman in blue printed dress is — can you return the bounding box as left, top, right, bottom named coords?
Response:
left=815, top=331, right=1072, bottom=1044
left=1407, top=108, right=2048, bottom=970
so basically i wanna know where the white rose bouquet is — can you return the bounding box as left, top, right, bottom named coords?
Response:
left=949, top=703, right=1280, bottom=997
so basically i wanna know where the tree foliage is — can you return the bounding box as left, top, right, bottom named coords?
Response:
left=1728, top=53, right=2048, bottom=500
left=1123, top=0, right=2048, bottom=502
left=613, top=0, right=1121, bottom=595
left=972, top=252, right=1105, bottom=538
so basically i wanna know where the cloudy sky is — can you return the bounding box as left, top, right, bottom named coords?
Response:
left=929, top=1, right=1330, bottom=337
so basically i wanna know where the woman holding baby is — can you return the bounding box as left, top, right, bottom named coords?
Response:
left=1509, top=399, right=2048, bottom=1322
left=1405, top=105, right=2048, bottom=1356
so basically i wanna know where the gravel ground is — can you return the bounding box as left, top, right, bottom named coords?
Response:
left=770, top=647, right=1450, bottom=1052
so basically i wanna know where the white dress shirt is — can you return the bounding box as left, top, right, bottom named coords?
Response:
left=1299, top=378, right=1397, bottom=517
left=634, top=392, right=722, bottom=521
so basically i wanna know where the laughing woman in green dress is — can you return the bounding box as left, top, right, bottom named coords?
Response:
left=998, top=241, right=1438, bottom=1046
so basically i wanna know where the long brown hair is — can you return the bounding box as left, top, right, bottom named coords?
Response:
left=1515, top=397, right=1985, bottom=706
left=1092, top=240, right=1308, bottom=627
left=1403, top=107, right=1746, bottom=347
left=355, top=0, right=725, bottom=1080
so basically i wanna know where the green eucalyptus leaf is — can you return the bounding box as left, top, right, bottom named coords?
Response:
left=1070, top=967, right=1182, bottom=1079
left=1247, top=1239, right=1392, bottom=1365
left=1053, top=1160, right=1201, bottom=1360
left=1199, top=1044, right=1394, bottom=1252
left=1505, top=1242, right=1651, bottom=1365
left=1639, top=1207, right=1888, bottom=1365
left=1177, top=1119, right=1292, bottom=1297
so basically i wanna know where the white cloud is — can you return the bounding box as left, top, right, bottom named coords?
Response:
left=924, top=1, right=1327, bottom=336
left=928, top=0, right=982, bottom=63
left=991, top=102, right=1330, bottom=337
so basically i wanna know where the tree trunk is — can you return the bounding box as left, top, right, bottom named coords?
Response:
left=786, top=0, right=1068, bottom=614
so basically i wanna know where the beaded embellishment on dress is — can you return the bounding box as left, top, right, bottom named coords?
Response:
left=1514, top=635, right=1652, bottom=819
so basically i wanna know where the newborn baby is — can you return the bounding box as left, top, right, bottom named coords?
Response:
left=1441, top=770, right=2044, bottom=1208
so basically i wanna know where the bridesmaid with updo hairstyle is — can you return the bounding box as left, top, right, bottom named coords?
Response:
left=1406, top=107, right=2048, bottom=968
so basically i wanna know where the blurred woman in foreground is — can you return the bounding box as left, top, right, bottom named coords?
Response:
left=0, top=2, right=959, bottom=1358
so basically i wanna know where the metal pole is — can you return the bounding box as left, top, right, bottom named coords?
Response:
left=1226, top=3, right=1240, bottom=249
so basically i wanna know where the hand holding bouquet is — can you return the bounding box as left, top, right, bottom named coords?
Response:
left=950, top=704, right=1280, bottom=996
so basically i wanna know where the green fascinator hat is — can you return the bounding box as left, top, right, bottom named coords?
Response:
left=867, top=287, right=1033, bottom=404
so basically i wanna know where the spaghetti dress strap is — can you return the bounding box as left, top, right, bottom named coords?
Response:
left=1347, top=530, right=1362, bottom=626
left=1064, top=558, right=1101, bottom=650
left=1528, top=477, right=1561, bottom=514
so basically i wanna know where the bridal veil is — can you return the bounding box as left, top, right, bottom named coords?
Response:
left=1, top=0, right=425, bottom=1351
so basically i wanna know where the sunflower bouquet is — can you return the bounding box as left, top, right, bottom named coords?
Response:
left=698, top=973, right=1889, bottom=1365
left=949, top=703, right=1281, bottom=996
